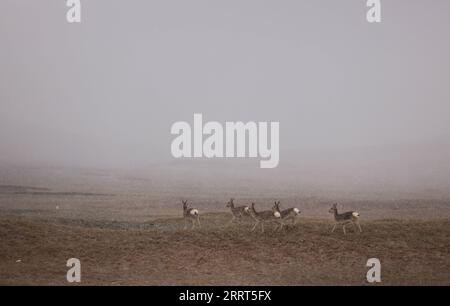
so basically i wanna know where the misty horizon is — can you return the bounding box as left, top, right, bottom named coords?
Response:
left=1, top=1, right=450, bottom=194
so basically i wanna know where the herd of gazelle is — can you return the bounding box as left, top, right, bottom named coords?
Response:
left=182, top=199, right=362, bottom=234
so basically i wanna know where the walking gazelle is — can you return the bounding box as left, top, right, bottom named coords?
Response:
left=249, top=203, right=281, bottom=233
left=329, top=203, right=362, bottom=234
left=226, top=198, right=250, bottom=226
left=272, top=201, right=301, bottom=230
left=182, top=200, right=201, bottom=229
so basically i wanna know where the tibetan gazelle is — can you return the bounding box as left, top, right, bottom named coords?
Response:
left=272, top=201, right=301, bottom=230
left=249, top=203, right=281, bottom=233
left=226, top=198, right=250, bottom=226
left=182, top=200, right=201, bottom=229
left=329, top=203, right=361, bottom=234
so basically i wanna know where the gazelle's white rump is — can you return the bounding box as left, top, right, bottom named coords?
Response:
left=352, top=212, right=360, bottom=217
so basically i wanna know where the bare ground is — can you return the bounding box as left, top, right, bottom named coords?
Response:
left=0, top=213, right=449, bottom=285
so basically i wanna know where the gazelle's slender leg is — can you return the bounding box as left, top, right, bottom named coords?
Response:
left=342, top=224, right=346, bottom=234
left=235, top=214, right=242, bottom=224
left=331, top=223, right=337, bottom=233
left=356, top=221, right=362, bottom=232
left=274, top=221, right=280, bottom=231
left=197, top=216, right=201, bottom=228
left=184, top=218, right=188, bottom=230
left=191, top=219, right=195, bottom=229
left=261, top=221, right=265, bottom=233
left=251, top=221, right=259, bottom=232
left=274, top=222, right=280, bottom=231
left=227, top=216, right=234, bottom=226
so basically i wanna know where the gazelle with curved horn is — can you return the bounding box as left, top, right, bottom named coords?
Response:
left=272, top=201, right=301, bottom=230
left=226, top=198, right=250, bottom=226
left=249, top=203, right=281, bottom=233
left=182, top=200, right=201, bottom=229
left=329, top=203, right=361, bottom=234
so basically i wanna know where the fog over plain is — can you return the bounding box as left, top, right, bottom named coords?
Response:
left=1, top=0, right=450, bottom=198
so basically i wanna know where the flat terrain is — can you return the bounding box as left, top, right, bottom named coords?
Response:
left=1, top=213, right=449, bottom=285
left=1, top=166, right=449, bottom=286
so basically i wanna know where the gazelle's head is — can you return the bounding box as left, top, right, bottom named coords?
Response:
left=329, top=203, right=338, bottom=214
left=182, top=200, right=188, bottom=210
left=226, top=198, right=234, bottom=208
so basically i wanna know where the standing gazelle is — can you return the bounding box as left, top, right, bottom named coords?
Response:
left=272, top=201, right=301, bottom=230
left=249, top=203, right=281, bottom=233
left=182, top=200, right=201, bottom=229
left=226, top=198, right=250, bottom=226
left=329, top=203, right=361, bottom=234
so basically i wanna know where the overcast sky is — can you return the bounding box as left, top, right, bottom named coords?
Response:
left=1, top=0, right=449, bottom=170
